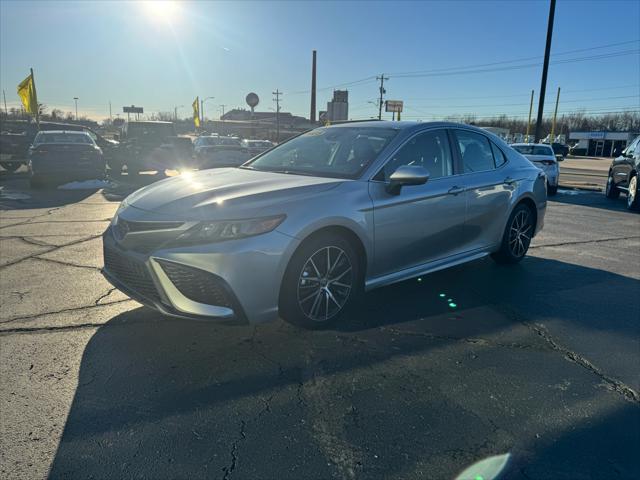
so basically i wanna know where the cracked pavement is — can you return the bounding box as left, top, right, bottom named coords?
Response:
left=1, top=180, right=639, bottom=480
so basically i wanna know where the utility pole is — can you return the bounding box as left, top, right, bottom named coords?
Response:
left=526, top=89, right=535, bottom=142
left=376, top=74, right=388, bottom=120
left=73, top=97, right=79, bottom=121
left=550, top=87, right=561, bottom=142
left=272, top=89, right=282, bottom=142
left=2, top=89, right=7, bottom=116
left=109, top=101, right=112, bottom=122
left=219, top=104, right=226, bottom=121
left=534, top=0, right=556, bottom=142
left=310, top=50, right=317, bottom=123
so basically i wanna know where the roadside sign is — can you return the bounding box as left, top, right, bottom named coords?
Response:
left=123, top=105, right=143, bottom=114
left=385, top=100, right=403, bottom=113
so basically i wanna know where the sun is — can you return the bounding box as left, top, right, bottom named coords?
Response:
left=139, top=0, right=181, bottom=25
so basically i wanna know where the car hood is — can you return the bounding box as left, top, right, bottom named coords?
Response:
left=123, top=167, right=344, bottom=219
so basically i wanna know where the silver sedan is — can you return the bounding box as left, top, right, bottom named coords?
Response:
left=102, top=121, right=547, bottom=328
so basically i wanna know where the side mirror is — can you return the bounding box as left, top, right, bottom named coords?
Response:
left=386, top=165, right=429, bottom=195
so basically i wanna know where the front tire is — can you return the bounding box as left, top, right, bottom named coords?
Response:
left=547, top=182, right=558, bottom=196
left=279, top=233, right=362, bottom=329
left=627, top=174, right=639, bottom=211
left=491, top=203, right=535, bottom=264
left=605, top=171, right=620, bottom=199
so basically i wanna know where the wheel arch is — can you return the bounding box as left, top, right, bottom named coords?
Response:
left=277, top=224, right=368, bottom=310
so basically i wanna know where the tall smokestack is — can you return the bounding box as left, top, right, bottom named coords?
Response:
left=310, top=50, right=317, bottom=123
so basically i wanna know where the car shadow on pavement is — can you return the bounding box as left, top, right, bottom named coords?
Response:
left=48, top=256, right=640, bottom=479
left=551, top=190, right=632, bottom=213
left=101, top=172, right=169, bottom=202
left=0, top=184, right=98, bottom=210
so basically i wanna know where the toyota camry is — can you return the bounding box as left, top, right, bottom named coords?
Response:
left=102, top=121, right=547, bottom=328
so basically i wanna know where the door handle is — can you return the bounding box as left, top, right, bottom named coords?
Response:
left=448, top=186, right=465, bottom=195
left=503, top=176, right=517, bottom=185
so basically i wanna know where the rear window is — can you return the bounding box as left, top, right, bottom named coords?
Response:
left=513, top=145, right=554, bottom=156
left=33, top=132, right=94, bottom=145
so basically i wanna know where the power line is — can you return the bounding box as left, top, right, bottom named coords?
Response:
left=390, top=49, right=639, bottom=79
left=387, top=39, right=639, bottom=77
left=400, top=84, right=640, bottom=102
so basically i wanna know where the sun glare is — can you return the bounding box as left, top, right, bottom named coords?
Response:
left=139, top=0, right=181, bottom=25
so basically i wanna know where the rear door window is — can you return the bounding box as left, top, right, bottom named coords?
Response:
left=454, top=130, right=495, bottom=173
left=491, top=142, right=507, bottom=168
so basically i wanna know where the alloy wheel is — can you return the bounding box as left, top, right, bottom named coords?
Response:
left=628, top=176, right=637, bottom=209
left=297, top=246, right=353, bottom=322
left=508, top=209, right=532, bottom=258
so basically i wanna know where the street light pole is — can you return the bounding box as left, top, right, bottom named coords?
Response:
left=201, top=96, right=214, bottom=127
left=73, top=97, right=79, bottom=121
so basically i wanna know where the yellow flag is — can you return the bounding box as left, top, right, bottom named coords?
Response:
left=17, top=72, right=38, bottom=115
left=192, top=97, right=200, bottom=128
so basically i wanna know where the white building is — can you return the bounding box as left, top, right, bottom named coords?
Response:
left=568, top=131, right=638, bottom=157
left=326, top=90, right=348, bottom=122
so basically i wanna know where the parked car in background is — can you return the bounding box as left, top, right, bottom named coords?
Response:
left=28, top=130, right=105, bottom=188
left=193, top=135, right=251, bottom=168
left=511, top=143, right=559, bottom=195
left=111, top=121, right=194, bottom=175
left=1, top=120, right=117, bottom=173
left=605, top=134, right=639, bottom=211
left=550, top=142, right=569, bottom=159
left=242, top=139, right=275, bottom=157
left=103, top=121, right=547, bottom=329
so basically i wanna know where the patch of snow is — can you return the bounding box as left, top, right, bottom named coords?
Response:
left=0, top=191, right=31, bottom=200
left=57, top=179, right=113, bottom=190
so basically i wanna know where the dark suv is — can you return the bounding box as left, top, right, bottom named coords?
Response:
left=605, top=135, right=639, bottom=211
left=111, top=121, right=194, bottom=175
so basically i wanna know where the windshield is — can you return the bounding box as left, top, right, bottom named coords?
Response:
left=513, top=145, right=554, bottom=156
left=245, top=127, right=398, bottom=178
left=33, top=132, right=94, bottom=145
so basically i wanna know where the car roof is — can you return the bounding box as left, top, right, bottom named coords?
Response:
left=37, top=130, right=90, bottom=135
left=126, top=121, right=172, bottom=125
left=511, top=143, right=553, bottom=147
left=325, top=120, right=496, bottom=134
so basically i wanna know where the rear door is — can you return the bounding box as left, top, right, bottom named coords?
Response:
left=369, top=128, right=469, bottom=277
left=612, top=137, right=638, bottom=188
left=451, top=129, right=513, bottom=251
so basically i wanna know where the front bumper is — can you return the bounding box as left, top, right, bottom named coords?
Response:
left=102, top=225, right=298, bottom=324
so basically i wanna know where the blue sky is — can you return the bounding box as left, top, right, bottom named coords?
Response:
left=1, top=0, right=638, bottom=121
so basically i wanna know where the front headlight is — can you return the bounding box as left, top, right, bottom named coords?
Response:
left=110, top=200, right=128, bottom=226
left=176, top=215, right=286, bottom=244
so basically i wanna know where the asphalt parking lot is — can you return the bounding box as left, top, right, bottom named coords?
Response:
left=1, top=171, right=639, bottom=480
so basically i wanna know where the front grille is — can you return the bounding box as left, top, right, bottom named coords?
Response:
left=104, top=245, right=161, bottom=304
left=157, top=260, right=233, bottom=308
left=115, top=219, right=183, bottom=240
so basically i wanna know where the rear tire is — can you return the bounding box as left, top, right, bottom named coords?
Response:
left=605, top=171, right=620, bottom=199
left=279, top=233, right=363, bottom=329
left=491, top=203, right=535, bottom=264
left=547, top=183, right=558, bottom=196
left=627, top=174, right=639, bottom=211
left=1, top=162, right=22, bottom=173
